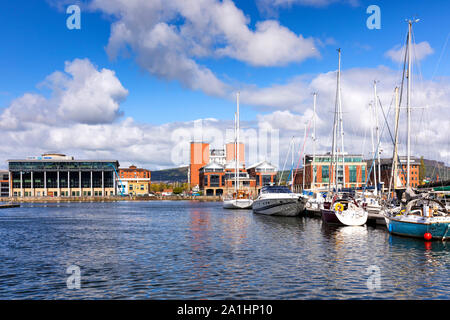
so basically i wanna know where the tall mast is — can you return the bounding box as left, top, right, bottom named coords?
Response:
left=312, top=92, right=317, bottom=190
left=330, top=50, right=340, bottom=193
left=406, top=20, right=413, bottom=188
left=234, top=111, right=237, bottom=196
left=337, top=48, right=345, bottom=190
left=236, top=92, right=240, bottom=193
left=373, top=80, right=382, bottom=192
left=389, top=87, right=400, bottom=196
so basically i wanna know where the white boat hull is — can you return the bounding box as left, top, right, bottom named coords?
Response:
left=335, top=208, right=368, bottom=226
left=253, top=197, right=306, bottom=216
left=223, top=199, right=253, bottom=209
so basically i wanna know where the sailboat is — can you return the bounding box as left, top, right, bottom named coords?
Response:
left=383, top=20, right=450, bottom=240
left=320, top=49, right=368, bottom=226
left=303, top=93, right=326, bottom=216
left=223, top=92, right=254, bottom=209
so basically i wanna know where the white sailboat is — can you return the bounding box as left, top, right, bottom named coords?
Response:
left=320, top=49, right=368, bottom=226
left=223, top=92, right=253, bottom=209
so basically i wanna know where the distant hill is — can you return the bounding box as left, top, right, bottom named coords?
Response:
left=151, top=166, right=188, bottom=183
left=422, top=159, right=450, bottom=182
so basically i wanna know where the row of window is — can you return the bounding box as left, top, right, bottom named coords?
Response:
left=9, top=162, right=118, bottom=171
left=13, top=190, right=112, bottom=197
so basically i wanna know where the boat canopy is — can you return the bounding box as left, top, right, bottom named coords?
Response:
left=261, top=186, right=293, bottom=194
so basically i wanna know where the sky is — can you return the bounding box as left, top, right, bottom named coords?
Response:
left=0, top=0, right=449, bottom=170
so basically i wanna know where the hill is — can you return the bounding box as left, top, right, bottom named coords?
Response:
left=151, top=166, right=188, bottom=183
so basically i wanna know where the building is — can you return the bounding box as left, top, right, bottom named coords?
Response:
left=293, top=153, right=367, bottom=192
left=0, top=170, right=9, bottom=197
left=368, top=156, right=420, bottom=190
left=246, top=161, right=277, bottom=189
left=7, top=153, right=119, bottom=197
left=117, top=165, right=151, bottom=196
left=192, top=140, right=277, bottom=196
left=189, top=142, right=210, bottom=188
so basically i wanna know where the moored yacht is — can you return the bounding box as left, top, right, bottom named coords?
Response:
left=252, top=185, right=308, bottom=216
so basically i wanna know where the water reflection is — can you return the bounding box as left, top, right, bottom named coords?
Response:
left=0, top=201, right=449, bottom=299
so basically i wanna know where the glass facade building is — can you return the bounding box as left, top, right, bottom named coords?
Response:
left=8, top=156, right=119, bottom=198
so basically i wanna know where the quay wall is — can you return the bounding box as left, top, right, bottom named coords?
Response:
left=0, top=195, right=222, bottom=203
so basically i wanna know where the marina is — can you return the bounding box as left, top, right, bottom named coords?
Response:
left=0, top=0, right=448, bottom=305
left=0, top=201, right=449, bottom=300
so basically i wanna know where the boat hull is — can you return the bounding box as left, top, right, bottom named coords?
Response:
left=223, top=199, right=253, bottom=209
left=253, top=198, right=305, bottom=216
left=321, top=208, right=368, bottom=226
left=321, top=209, right=341, bottom=224
left=385, top=216, right=450, bottom=240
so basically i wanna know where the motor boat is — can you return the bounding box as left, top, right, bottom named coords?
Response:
left=252, top=185, right=308, bottom=216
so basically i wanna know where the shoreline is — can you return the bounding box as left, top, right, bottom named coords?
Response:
left=0, top=195, right=222, bottom=203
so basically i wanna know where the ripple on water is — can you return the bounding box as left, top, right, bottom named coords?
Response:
left=0, top=201, right=449, bottom=299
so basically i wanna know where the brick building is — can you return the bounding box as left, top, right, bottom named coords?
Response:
left=368, top=157, right=420, bottom=190
left=293, top=153, right=367, bottom=192
left=117, top=165, right=151, bottom=196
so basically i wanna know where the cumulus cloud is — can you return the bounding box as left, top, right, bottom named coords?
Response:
left=1, top=57, right=449, bottom=170
left=88, top=0, right=319, bottom=96
left=385, top=41, right=434, bottom=63
left=0, top=58, right=128, bottom=129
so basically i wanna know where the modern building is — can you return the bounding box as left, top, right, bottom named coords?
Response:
left=293, top=153, right=367, bottom=192
left=117, top=165, right=151, bottom=196
left=368, top=156, right=420, bottom=190
left=7, top=153, right=119, bottom=197
left=0, top=170, right=9, bottom=197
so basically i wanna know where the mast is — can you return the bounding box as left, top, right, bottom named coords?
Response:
left=370, top=102, right=378, bottom=195
left=337, top=48, right=345, bottom=190
left=236, top=92, right=240, bottom=194
left=302, top=125, right=307, bottom=191
left=330, top=50, right=340, bottom=193
left=374, top=80, right=382, bottom=192
left=389, top=87, right=400, bottom=197
left=312, top=92, right=317, bottom=190
left=406, top=20, right=412, bottom=188
left=234, top=111, right=237, bottom=196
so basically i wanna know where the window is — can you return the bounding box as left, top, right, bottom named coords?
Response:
left=362, top=165, right=366, bottom=184
left=349, top=165, right=357, bottom=183
left=322, top=165, right=329, bottom=183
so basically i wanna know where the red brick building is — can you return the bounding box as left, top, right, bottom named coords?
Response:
left=293, top=153, right=367, bottom=192
left=369, top=157, right=420, bottom=190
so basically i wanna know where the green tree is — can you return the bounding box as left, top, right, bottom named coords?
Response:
left=173, top=187, right=183, bottom=194
left=419, top=156, right=426, bottom=184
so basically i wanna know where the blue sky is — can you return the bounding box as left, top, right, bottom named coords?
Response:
left=0, top=0, right=448, bottom=169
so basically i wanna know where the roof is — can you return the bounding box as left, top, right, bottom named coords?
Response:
left=224, top=160, right=244, bottom=170
left=246, top=160, right=276, bottom=170
left=201, top=161, right=224, bottom=170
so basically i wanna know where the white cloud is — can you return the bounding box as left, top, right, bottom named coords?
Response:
left=89, top=0, right=319, bottom=96
left=385, top=41, right=434, bottom=63
left=0, top=58, right=128, bottom=129
left=1, top=58, right=449, bottom=171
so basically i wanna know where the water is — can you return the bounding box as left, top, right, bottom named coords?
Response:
left=0, top=201, right=449, bottom=299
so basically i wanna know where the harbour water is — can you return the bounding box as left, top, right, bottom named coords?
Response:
left=0, top=201, right=449, bottom=299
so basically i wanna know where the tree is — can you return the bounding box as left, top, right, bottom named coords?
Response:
left=419, top=156, right=426, bottom=184
left=173, top=187, right=183, bottom=194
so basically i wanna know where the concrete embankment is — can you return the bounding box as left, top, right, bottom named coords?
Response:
left=0, top=195, right=222, bottom=203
